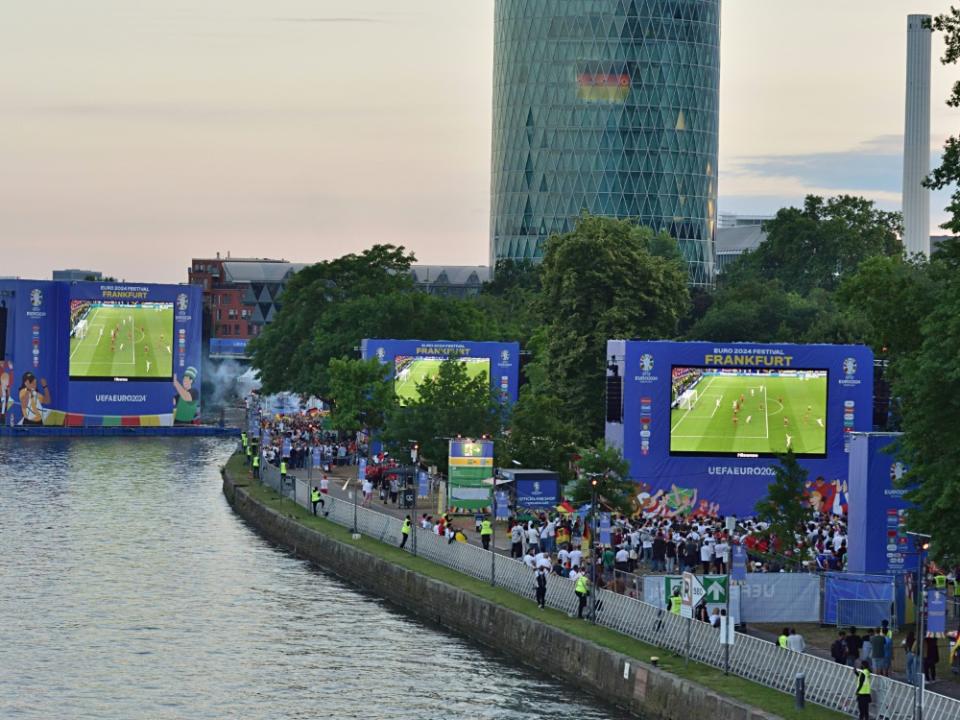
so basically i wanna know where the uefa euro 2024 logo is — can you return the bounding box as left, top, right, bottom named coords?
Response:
left=376, top=347, right=386, bottom=361
left=176, top=293, right=189, bottom=313
left=842, top=357, right=857, bottom=378
left=500, top=349, right=510, bottom=364
left=639, top=353, right=654, bottom=374
left=532, top=481, right=541, bottom=494
left=30, top=288, right=43, bottom=308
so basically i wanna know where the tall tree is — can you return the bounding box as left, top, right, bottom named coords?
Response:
left=500, top=388, right=580, bottom=485
left=925, top=9, right=960, bottom=234
left=892, top=248, right=960, bottom=561
left=723, top=195, right=902, bottom=294
left=326, top=357, right=396, bottom=435
left=754, top=452, right=813, bottom=567
left=529, top=214, right=690, bottom=440
left=380, top=357, right=504, bottom=475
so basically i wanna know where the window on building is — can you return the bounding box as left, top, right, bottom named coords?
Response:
left=222, top=325, right=230, bottom=336
left=216, top=309, right=221, bottom=321
left=241, top=309, right=248, bottom=319
left=234, top=323, right=240, bottom=334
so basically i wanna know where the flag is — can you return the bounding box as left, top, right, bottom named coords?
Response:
left=556, top=500, right=575, bottom=514
left=577, top=72, right=630, bottom=103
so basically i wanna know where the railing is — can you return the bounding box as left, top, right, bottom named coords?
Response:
left=254, top=461, right=957, bottom=720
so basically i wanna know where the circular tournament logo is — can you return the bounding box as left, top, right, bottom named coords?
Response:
left=30, top=288, right=43, bottom=307
left=376, top=347, right=386, bottom=361
left=842, top=357, right=857, bottom=377
left=500, top=349, right=511, bottom=364
left=639, top=353, right=654, bottom=373
left=176, top=293, right=189, bottom=312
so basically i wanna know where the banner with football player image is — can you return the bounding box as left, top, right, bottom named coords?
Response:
left=606, top=340, right=874, bottom=518
left=0, top=279, right=202, bottom=427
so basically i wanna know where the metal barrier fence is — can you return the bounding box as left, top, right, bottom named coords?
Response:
left=254, top=461, right=958, bottom=720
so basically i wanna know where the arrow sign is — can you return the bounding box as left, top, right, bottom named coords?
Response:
left=706, top=580, right=725, bottom=602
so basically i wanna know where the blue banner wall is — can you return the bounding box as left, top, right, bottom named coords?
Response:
left=0, top=279, right=202, bottom=426
left=361, top=339, right=520, bottom=404
left=606, top=340, right=874, bottom=518
left=846, top=433, right=915, bottom=575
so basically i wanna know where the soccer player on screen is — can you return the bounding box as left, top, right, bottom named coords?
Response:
left=746, top=415, right=752, bottom=424
left=785, top=434, right=793, bottom=449
left=783, top=416, right=789, bottom=427
left=732, top=415, right=738, bottom=427
left=816, top=417, right=824, bottom=428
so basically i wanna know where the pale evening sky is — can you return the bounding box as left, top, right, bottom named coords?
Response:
left=2, top=0, right=957, bottom=283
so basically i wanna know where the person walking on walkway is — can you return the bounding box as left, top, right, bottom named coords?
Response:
left=480, top=516, right=493, bottom=551
left=854, top=659, right=872, bottom=720
left=251, top=452, right=260, bottom=479
left=510, top=521, right=524, bottom=558
left=575, top=571, right=590, bottom=619
left=535, top=567, right=547, bottom=610
left=400, top=516, right=411, bottom=549
left=311, top=486, right=325, bottom=516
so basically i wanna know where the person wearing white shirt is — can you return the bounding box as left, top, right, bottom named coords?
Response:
left=510, top=523, right=524, bottom=558
left=536, top=551, right=552, bottom=571
left=569, top=567, right=580, bottom=584
left=569, top=548, right=583, bottom=569
left=526, top=524, right=540, bottom=553
left=523, top=549, right=537, bottom=569
left=787, top=629, right=806, bottom=653
left=713, top=540, right=730, bottom=573
left=700, top=540, right=714, bottom=574
left=557, top=547, right=570, bottom=567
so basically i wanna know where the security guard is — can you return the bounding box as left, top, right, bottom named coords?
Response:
left=280, top=459, right=287, bottom=485
left=669, top=587, right=682, bottom=615
left=575, top=572, right=590, bottom=619
left=854, top=660, right=872, bottom=720
left=400, top=516, right=411, bottom=549
left=251, top=452, right=260, bottom=479
left=480, top=517, right=493, bottom=551
left=245, top=443, right=252, bottom=465
left=934, top=572, right=947, bottom=591
left=311, top=486, right=324, bottom=516
left=953, top=574, right=960, bottom=618
left=241, top=431, right=247, bottom=449
left=778, top=628, right=789, bottom=648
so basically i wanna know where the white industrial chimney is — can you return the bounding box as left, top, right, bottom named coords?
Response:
left=902, top=14, right=932, bottom=257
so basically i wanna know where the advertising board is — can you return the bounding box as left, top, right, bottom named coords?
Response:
left=606, top=340, right=874, bottom=517
left=0, top=279, right=202, bottom=427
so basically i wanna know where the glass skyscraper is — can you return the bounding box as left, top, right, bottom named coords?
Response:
left=490, top=0, right=720, bottom=285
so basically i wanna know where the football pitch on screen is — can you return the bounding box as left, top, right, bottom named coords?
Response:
left=69, top=304, right=174, bottom=379
left=395, top=357, right=489, bottom=403
left=670, top=373, right=827, bottom=455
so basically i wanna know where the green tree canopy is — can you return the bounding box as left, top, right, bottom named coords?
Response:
left=529, top=214, right=690, bottom=440
left=925, top=9, right=960, bottom=235
left=569, top=440, right=634, bottom=515
left=380, top=357, right=504, bottom=475
left=248, top=245, right=492, bottom=396
left=500, top=388, right=580, bottom=485
left=723, top=195, right=903, bottom=294
left=326, top=357, right=396, bottom=434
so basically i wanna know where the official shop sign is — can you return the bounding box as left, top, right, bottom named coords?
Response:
left=515, top=478, right=558, bottom=509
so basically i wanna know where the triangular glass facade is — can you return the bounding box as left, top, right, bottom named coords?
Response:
left=490, top=0, right=720, bottom=286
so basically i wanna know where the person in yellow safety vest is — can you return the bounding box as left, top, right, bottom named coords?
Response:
left=950, top=632, right=960, bottom=666
left=480, top=517, right=493, bottom=551
left=575, top=572, right=590, bottom=619
left=854, top=660, right=872, bottom=720
left=669, top=587, right=682, bottom=615
left=934, top=573, right=947, bottom=590
left=778, top=628, right=790, bottom=648
left=252, top=453, right=260, bottom=479
left=241, top=431, right=247, bottom=448
left=280, top=459, right=287, bottom=484
left=311, top=486, right=325, bottom=517
left=245, top=444, right=252, bottom=465
left=400, top=515, right=411, bottom=549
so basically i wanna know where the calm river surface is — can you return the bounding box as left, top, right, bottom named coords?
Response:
left=0, top=438, right=631, bottom=719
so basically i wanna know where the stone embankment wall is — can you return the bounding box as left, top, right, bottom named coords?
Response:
left=224, top=471, right=781, bottom=720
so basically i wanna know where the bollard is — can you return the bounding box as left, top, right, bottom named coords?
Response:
left=794, top=673, right=806, bottom=710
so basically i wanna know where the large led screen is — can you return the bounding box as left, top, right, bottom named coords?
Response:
left=669, top=367, right=828, bottom=457
left=68, top=300, right=174, bottom=381
left=394, top=355, right=490, bottom=405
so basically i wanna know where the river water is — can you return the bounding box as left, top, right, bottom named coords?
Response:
left=0, top=438, right=631, bottom=719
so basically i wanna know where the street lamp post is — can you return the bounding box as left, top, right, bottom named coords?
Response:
left=589, top=474, right=601, bottom=624
left=490, top=482, right=497, bottom=587
left=906, top=531, right=931, bottom=720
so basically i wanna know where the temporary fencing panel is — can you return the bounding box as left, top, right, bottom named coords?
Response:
left=261, top=464, right=959, bottom=720
left=824, top=572, right=896, bottom=626
left=738, top=574, right=821, bottom=623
